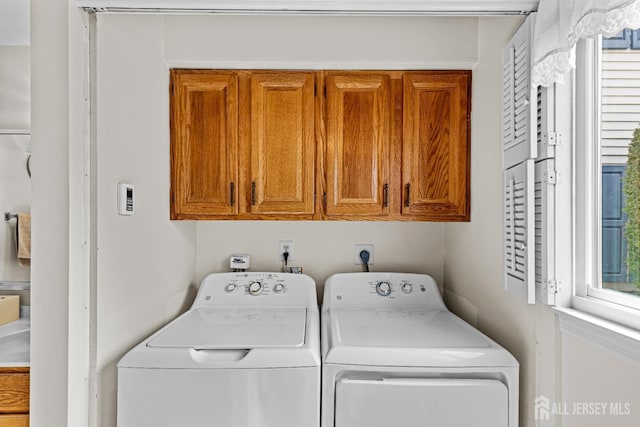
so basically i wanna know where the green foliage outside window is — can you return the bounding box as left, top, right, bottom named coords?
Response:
left=624, top=128, right=640, bottom=288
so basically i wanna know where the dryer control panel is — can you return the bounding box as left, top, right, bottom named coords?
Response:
left=323, top=273, right=446, bottom=310
left=193, top=272, right=317, bottom=308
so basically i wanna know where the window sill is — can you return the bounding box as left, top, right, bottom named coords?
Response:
left=554, top=306, right=640, bottom=362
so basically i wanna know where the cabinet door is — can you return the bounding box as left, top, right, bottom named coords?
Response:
left=0, top=368, right=29, bottom=419
left=325, top=72, right=391, bottom=216
left=170, top=70, right=238, bottom=219
left=0, top=415, right=29, bottom=427
left=249, top=72, right=315, bottom=215
left=402, top=72, right=470, bottom=220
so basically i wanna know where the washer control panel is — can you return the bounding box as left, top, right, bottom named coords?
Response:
left=401, top=283, right=413, bottom=294
left=324, top=273, right=445, bottom=310
left=370, top=279, right=419, bottom=298
left=248, top=281, right=264, bottom=295
left=195, top=272, right=314, bottom=307
left=375, top=281, right=392, bottom=296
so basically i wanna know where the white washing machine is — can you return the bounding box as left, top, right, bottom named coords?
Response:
left=118, top=272, right=320, bottom=427
left=321, top=273, right=519, bottom=427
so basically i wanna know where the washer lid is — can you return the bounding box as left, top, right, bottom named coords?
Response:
left=333, top=308, right=489, bottom=348
left=147, top=307, right=307, bottom=349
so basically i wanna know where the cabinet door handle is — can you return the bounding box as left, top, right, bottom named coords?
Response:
left=230, top=182, right=235, bottom=206
left=251, top=182, right=257, bottom=206
left=383, top=183, right=389, bottom=207
left=404, top=183, right=410, bottom=207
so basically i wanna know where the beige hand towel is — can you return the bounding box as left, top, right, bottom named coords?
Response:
left=17, top=213, right=31, bottom=267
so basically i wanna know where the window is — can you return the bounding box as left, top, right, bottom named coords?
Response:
left=572, top=34, right=640, bottom=330
left=600, top=31, right=639, bottom=294
left=502, top=18, right=640, bottom=333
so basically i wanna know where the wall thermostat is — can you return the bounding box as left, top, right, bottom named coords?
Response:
left=118, top=183, right=134, bottom=216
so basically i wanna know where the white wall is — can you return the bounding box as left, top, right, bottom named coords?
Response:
left=561, top=334, right=640, bottom=427
left=30, top=0, right=70, bottom=425
left=0, top=0, right=30, bottom=46
left=0, top=133, right=30, bottom=282
left=96, top=15, right=198, bottom=426
left=442, top=16, right=540, bottom=425
left=0, top=46, right=30, bottom=126
left=196, top=221, right=444, bottom=299
left=94, top=13, right=484, bottom=426
left=0, top=46, right=30, bottom=282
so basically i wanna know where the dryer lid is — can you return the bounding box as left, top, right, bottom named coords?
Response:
left=332, top=308, right=489, bottom=348
left=147, top=307, right=307, bottom=349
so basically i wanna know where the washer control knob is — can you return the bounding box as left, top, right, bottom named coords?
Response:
left=402, top=283, right=413, bottom=294
left=273, top=283, right=285, bottom=293
left=225, top=283, right=237, bottom=293
left=376, top=281, right=392, bottom=297
left=248, top=281, right=263, bottom=296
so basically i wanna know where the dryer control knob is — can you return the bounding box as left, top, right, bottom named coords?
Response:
left=248, top=281, right=263, bottom=296
left=225, top=283, right=237, bottom=293
left=402, top=283, right=413, bottom=294
left=273, top=283, right=285, bottom=293
left=376, top=281, right=392, bottom=297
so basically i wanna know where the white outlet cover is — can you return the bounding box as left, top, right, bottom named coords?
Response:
left=279, top=240, right=294, bottom=262
left=354, top=244, right=374, bottom=265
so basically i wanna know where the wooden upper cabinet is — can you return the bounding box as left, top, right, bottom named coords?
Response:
left=170, top=70, right=238, bottom=219
left=249, top=72, right=315, bottom=216
left=169, top=69, right=471, bottom=221
left=402, top=72, right=471, bottom=221
left=325, top=72, right=391, bottom=217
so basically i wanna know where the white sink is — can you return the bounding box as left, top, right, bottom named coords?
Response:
left=0, top=318, right=30, bottom=367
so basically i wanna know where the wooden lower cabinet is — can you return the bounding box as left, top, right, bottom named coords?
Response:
left=0, top=368, right=29, bottom=427
left=0, top=415, right=29, bottom=427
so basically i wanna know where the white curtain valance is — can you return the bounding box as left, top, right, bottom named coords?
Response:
left=532, top=0, right=640, bottom=87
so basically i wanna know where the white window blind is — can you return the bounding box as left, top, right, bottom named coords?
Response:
left=503, top=14, right=537, bottom=170
left=534, top=82, right=567, bottom=306
left=503, top=14, right=537, bottom=304
left=535, top=158, right=557, bottom=305
left=504, top=160, right=535, bottom=303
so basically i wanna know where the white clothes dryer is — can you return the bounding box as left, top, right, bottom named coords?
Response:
left=321, top=273, right=519, bottom=427
left=118, top=272, right=320, bottom=427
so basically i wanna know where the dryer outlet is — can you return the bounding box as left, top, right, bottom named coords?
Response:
left=354, top=244, right=374, bottom=265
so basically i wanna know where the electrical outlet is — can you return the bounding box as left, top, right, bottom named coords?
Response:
left=279, top=240, right=294, bottom=261
left=354, top=244, right=374, bottom=265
